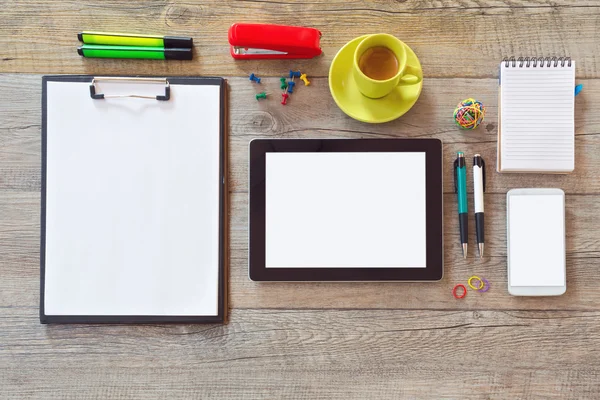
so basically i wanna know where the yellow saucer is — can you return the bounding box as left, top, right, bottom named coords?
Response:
left=329, top=35, right=423, bottom=123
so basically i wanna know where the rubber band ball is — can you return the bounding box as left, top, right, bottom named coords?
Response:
left=453, top=98, right=486, bottom=130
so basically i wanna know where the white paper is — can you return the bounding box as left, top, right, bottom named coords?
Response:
left=500, top=62, right=575, bottom=172
left=508, top=194, right=565, bottom=286
left=265, top=152, right=427, bottom=268
left=44, top=81, right=221, bottom=316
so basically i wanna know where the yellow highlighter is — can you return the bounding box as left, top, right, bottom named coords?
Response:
left=78, top=31, right=193, bottom=48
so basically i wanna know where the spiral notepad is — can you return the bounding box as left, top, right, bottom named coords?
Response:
left=498, top=57, right=575, bottom=173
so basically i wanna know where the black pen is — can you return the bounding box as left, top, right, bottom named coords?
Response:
left=473, top=154, right=485, bottom=258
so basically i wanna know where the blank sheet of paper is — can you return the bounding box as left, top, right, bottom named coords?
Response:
left=265, top=152, right=427, bottom=268
left=44, top=80, right=221, bottom=316
left=508, top=193, right=565, bottom=287
left=500, top=62, right=575, bottom=172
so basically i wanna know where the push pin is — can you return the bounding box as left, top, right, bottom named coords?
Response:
left=280, top=77, right=288, bottom=90
left=281, top=92, right=289, bottom=105
left=249, top=73, right=261, bottom=84
left=287, top=81, right=296, bottom=93
left=300, top=73, right=310, bottom=86
left=289, top=70, right=301, bottom=79
left=255, top=92, right=267, bottom=100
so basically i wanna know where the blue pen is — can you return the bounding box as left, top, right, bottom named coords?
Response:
left=454, top=152, right=468, bottom=258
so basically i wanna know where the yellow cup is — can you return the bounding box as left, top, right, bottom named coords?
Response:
left=353, top=34, right=422, bottom=99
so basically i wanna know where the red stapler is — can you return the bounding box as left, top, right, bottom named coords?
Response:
left=228, top=23, right=322, bottom=60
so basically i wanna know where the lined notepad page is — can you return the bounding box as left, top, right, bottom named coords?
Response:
left=499, top=61, right=575, bottom=172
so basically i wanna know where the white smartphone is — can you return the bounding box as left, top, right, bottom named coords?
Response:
left=507, top=188, right=566, bottom=296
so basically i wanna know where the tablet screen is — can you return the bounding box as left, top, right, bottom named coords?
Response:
left=265, top=152, right=427, bottom=268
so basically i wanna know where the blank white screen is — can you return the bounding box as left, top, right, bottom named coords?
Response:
left=508, top=194, right=565, bottom=287
left=265, top=152, right=427, bottom=268
left=44, top=81, right=221, bottom=316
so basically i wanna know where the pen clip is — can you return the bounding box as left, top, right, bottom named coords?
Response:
left=481, top=158, right=486, bottom=192
left=453, top=159, right=458, bottom=193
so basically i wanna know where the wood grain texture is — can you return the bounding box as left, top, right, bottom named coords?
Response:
left=2, top=0, right=600, bottom=77
left=2, top=74, right=599, bottom=312
left=3, top=189, right=600, bottom=311
left=3, top=308, right=600, bottom=399
left=2, top=0, right=600, bottom=396
left=2, top=75, right=600, bottom=194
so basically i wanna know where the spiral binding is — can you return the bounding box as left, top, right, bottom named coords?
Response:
left=502, top=56, right=572, bottom=68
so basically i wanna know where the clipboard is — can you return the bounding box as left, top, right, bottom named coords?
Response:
left=40, top=75, right=228, bottom=323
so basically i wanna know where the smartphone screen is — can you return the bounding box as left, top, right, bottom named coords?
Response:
left=507, top=189, right=566, bottom=295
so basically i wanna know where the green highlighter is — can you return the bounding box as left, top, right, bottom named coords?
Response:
left=78, top=31, right=193, bottom=48
left=77, top=44, right=193, bottom=60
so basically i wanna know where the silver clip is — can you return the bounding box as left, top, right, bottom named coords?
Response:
left=89, top=77, right=170, bottom=101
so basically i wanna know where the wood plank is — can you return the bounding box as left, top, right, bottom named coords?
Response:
left=230, top=192, right=600, bottom=310
left=227, top=76, right=600, bottom=194
left=1, top=1, right=600, bottom=77
left=2, top=4, right=600, bottom=399
left=1, top=308, right=600, bottom=399
left=1, top=75, right=599, bottom=193
left=0, top=75, right=41, bottom=192
left=3, top=190, right=599, bottom=310
left=2, top=74, right=598, bottom=310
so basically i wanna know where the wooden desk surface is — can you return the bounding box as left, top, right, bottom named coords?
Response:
left=2, top=1, right=600, bottom=398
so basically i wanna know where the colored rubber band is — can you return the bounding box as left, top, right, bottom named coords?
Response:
left=453, top=284, right=467, bottom=299
left=468, top=276, right=484, bottom=290
left=453, top=98, right=485, bottom=130
left=478, top=278, right=490, bottom=292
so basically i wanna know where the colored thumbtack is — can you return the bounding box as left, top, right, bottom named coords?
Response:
left=300, top=73, right=310, bottom=86
left=249, top=73, right=261, bottom=84
left=281, top=92, right=289, bottom=105
left=575, top=84, right=583, bottom=96
left=280, top=77, right=287, bottom=90
left=289, top=70, right=301, bottom=79
left=287, top=81, right=296, bottom=93
left=255, top=92, right=267, bottom=100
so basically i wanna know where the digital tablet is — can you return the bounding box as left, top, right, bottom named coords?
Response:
left=249, top=139, right=443, bottom=281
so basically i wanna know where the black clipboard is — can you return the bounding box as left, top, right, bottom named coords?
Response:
left=40, top=75, right=228, bottom=324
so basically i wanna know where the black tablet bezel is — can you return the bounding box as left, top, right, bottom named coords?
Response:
left=249, top=138, right=443, bottom=281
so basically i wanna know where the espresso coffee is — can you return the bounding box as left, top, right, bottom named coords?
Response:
left=358, top=46, right=399, bottom=81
